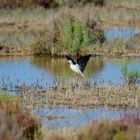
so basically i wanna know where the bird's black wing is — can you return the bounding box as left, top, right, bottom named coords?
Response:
left=65, top=55, right=76, bottom=64
left=77, top=55, right=91, bottom=72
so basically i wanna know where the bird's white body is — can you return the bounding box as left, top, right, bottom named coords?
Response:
left=66, top=55, right=91, bottom=78
left=70, top=63, right=84, bottom=77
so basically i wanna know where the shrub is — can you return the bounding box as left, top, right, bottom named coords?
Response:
left=54, top=15, right=105, bottom=55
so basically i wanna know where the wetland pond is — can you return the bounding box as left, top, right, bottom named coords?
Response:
left=1, top=26, right=140, bottom=89
left=0, top=27, right=140, bottom=129
left=0, top=56, right=140, bottom=129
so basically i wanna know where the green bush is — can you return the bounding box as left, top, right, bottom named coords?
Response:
left=55, top=15, right=104, bottom=55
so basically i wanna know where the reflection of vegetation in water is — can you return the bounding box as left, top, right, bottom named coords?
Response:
left=121, top=59, right=140, bottom=84
left=29, top=56, right=104, bottom=78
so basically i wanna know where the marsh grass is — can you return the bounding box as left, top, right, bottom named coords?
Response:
left=107, top=0, right=140, bottom=9
left=57, top=15, right=89, bottom=55
left=50, top=14, right=105, bottom=55
left=0, top=4, right=140, bottom=56
left=90, top=36, right=140, bottom=57
left=111, top=38, right=125, bottom=54
left=121, top=60, right=140, bottom=84
left=0, top=90, right=18, bottom=106
left=18, top=81, right=140, bottom=110
left=126, top=33, right=140, bottom=50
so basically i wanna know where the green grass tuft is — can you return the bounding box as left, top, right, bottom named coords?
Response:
left=121, top=59, right=140, bottom=84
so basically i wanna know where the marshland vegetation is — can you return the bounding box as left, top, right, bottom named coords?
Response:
left=0, top=56, right=140, bottom=139
left=0, top=0, right=140, bottom=56
left=0, top=86, right=140, bottom=140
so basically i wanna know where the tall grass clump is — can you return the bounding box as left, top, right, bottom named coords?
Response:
left=57, top=15, right=89, bottom=55
left=55, top=15, right=104, bottom=55
left=121, top=60, right=140, bottom=84
left=110, top=38, right=125, bottom=54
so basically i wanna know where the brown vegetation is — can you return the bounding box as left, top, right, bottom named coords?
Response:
left=0, top=92, right=40, bottom=140
left=0, top=0, right=105, bottom=9
left=18, top=83, right=140, bottom=110
left=0, top=0, right=139, bottom=56
left=0, top=7, right=140, bottom=56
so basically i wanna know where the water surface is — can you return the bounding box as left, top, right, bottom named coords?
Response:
left=33, top=108, right=138, bottom=129
left=1, top=26, right=140, bottom=129
left=105, top=27, right=140, bottom=41
left=0, top=56, right=140, bottom=90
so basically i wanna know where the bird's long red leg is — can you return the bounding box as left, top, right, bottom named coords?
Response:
left=75, top=73, right=84, bottom=87
left=80, top=77, right=84, bottom=87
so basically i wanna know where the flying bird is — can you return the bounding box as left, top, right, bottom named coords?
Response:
left=66, top=55, right=91, bottom=78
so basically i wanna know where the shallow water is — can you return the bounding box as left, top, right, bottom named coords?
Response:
left=0, top=56, right=140, bottom=90
left=105, top=27, right=140, bottom=41
left=33, top=108, right=138, bottom=129
left=0, top=27, right=140, bottom=129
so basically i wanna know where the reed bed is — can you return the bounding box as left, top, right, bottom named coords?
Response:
left=18, top=83, right=140, bottom=110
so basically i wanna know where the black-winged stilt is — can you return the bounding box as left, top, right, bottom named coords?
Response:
left=66, top=55, right=91, bottom=78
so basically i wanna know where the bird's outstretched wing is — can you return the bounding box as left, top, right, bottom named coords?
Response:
left=77, top=55, right=91, bottom=72
left=66, top=55, right=76, bottom=64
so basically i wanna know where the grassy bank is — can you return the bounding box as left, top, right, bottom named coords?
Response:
left=0, top=2, right=140, bottom=56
